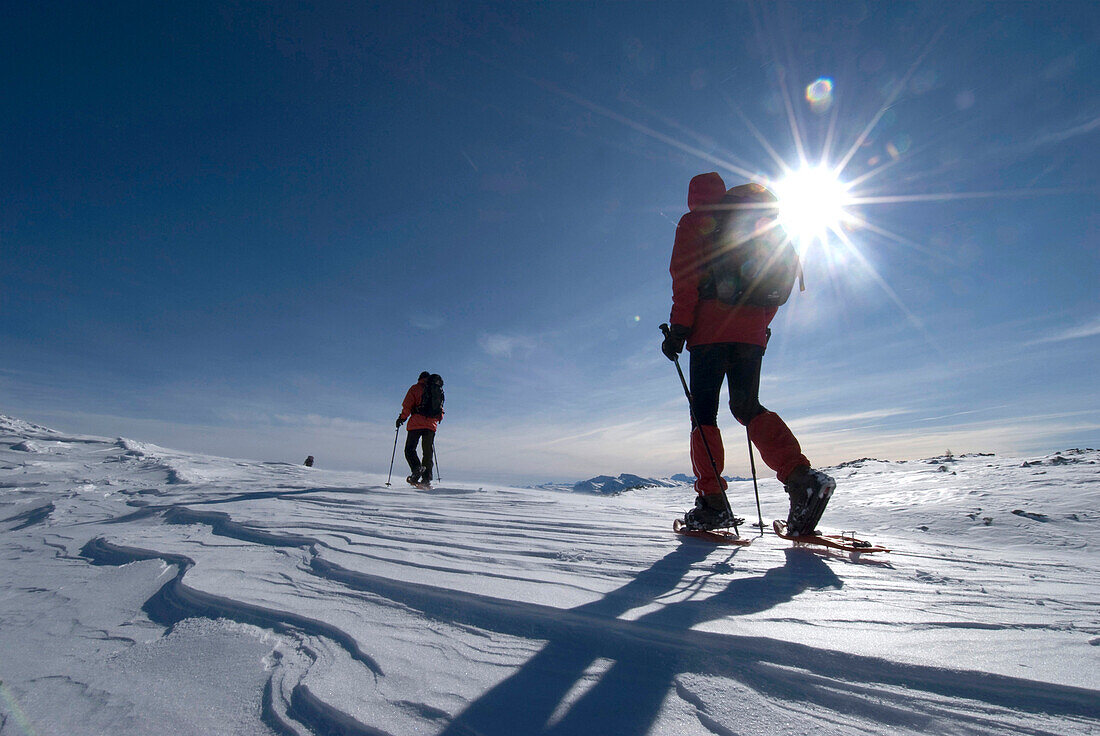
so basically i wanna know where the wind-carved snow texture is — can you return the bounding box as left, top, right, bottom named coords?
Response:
left=0, top=413, right=1098, bottom=736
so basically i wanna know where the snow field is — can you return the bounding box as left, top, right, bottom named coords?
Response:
left=1, top=415, right=1097, bottom=735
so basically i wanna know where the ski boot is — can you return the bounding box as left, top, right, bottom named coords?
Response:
left=784, top=466, right=836, bottom=536
left=682, top=493, right=742, bottom=531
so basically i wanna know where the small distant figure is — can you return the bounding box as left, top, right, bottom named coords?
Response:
left=396, top=371, right=444, bottom=489
left=303, top=455, right=314, bottom=467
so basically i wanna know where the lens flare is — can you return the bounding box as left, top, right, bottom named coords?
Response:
left=775, top=167, right=852, bottom=245
left=805, top=77, right=834, bottom=113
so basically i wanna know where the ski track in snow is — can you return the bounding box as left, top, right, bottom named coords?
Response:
left=1, top=414, right=1098, bottom=735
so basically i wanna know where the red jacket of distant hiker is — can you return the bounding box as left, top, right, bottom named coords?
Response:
left=399, top=379, right=443, bottom=432
left=669, top=172, right=777, bottom=348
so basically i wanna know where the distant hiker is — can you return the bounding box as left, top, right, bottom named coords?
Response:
left=303, top=455, right=314, bottom=467
left=663, top=172, right=833, bottom=534
left=396, top=371, right=444, bottom=489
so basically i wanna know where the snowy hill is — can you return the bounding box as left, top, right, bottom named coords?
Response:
left=1, top=414, right=1098, bottom=735
left=533, top=473, right=751, bottom=494
left=529, top=473, right=678, bottom=494
left=572, top=473, right=678, bottom=494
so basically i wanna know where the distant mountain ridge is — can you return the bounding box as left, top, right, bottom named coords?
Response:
left=572, top=474, right=677, bottom=495
left=531, top=472, right=753, bottom=495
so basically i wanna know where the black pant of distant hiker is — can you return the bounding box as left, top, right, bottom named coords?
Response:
left=405, top=429, right=435, bottom=482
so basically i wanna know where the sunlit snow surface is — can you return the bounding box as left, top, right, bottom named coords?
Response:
left=1, top=414, right=1097, bottom=735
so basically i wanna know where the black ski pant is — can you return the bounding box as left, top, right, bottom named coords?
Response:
left=404, top=428, right=435, bottom=481
left=688, top=342, right=767, bottom=428
left=688, top=341, right=809, bottom=483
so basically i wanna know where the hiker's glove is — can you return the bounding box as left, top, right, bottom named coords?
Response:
left=396, top=416, right=405, bottom=428
left=662, top=324, right=691, bottom=361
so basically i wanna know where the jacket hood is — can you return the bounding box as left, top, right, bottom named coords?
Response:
left=687, top=172, right=726, bottom=211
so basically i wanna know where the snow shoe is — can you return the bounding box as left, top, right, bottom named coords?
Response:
left=407, top=474, right=432, bottom=490
left=784, top=466, right=835, bottom=536
left=682, top=493, right=743, bottom=531
left=773, top=520, right=888, bottom=554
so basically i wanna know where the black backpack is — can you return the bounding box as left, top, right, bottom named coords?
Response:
left=416, top=374, right=445, bottom=419
left=700, top=184, right=802, bottom=308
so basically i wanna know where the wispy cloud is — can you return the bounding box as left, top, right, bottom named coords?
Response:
left=477, top=332, right=538, bottom=359
left=793, top=408, right=912, bottom=431
left=435, top=411, right=688, bottom=484
left=1028, top=315, right=1100, bottom=345
left=410, top=313, right=446, bottom=331
left=1035, top=114, right=1100, bottom=146
left=917, top=405, right=1011, bottom=422
left=541, top=418, right=654, bottom=447
left=12, top=398, right=1097, bottom=488
left=799, top=410, right=1100, bottom=468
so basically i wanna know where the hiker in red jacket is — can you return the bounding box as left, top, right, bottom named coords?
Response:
left=397, top=372, right=444, bottom=488
left=662, top=172, right=834, bottom=534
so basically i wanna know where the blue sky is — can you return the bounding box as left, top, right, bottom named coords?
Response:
left=2, top=1, right=1097, bottom=484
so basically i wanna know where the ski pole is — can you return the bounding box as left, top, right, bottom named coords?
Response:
left=385, top=426, right=399, bottom=486
left=660, top=324, right=737, bottom=531
left=433, top=445, right=441, bottom=482
left=747, top=428, right=764, bottom=532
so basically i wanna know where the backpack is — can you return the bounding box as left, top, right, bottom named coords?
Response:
left=699, top=184, right=802, bottom=308
left=415, top=374, right=445, bottom=419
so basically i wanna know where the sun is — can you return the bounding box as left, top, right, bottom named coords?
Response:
left=774, top=166, right=853, bottom=247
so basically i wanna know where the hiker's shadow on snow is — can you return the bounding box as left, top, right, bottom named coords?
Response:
left=440, top=545, right=840, bottom=736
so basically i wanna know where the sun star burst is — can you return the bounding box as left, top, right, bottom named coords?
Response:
left=774, top=167, right=853, bottom=247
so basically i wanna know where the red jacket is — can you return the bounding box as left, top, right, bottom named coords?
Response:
left=669, top=172, right=776, bottom=348
left=399, top=379, right=443, bottom=432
